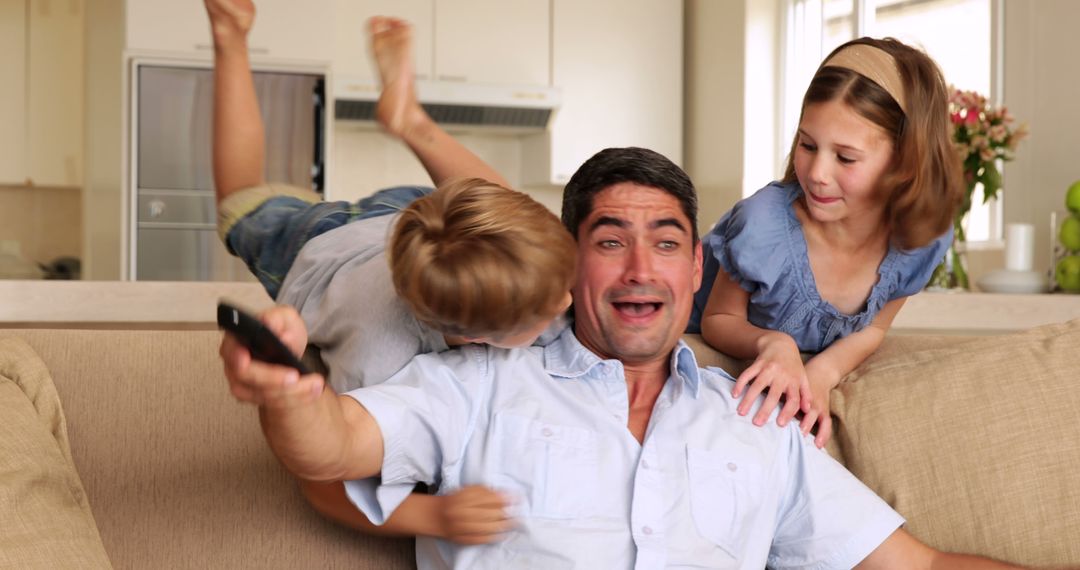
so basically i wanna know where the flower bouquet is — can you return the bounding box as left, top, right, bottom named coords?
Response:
left=928, top=88, right=1028, bottom=290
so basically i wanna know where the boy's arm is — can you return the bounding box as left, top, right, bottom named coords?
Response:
left=300, top=481, right=513, bottom=544
left=205, top=0, right=265, bottom=203
left=300, top=481, right=443, bottom=537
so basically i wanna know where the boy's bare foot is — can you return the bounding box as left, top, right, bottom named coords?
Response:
left=205, top=0, right=255, bottom=49
left=370, top=16, right=429, bottom=140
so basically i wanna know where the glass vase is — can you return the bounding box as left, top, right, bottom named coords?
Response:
left=928, top=240, right=970, bottom=291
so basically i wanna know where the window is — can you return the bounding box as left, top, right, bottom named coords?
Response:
left=777, top=0, right=1001, bottom=243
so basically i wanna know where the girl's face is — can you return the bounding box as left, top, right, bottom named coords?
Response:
left=793, top=99, right=894, bottom=225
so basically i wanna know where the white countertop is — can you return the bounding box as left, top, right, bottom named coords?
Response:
left=2, top=280, right=1079, bottom=333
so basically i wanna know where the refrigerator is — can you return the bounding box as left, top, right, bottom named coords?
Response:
left=132, top=62, right=325, bottom=281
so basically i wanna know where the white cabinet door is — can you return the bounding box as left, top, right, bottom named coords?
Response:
left=524, top=0, right=682, bottom=185
left=248, top=0, right=333, bottom=61
left=0, top=0, right=27, bottom=185
left=127, top=0, right=332, bottom=61
left=433, top=0, right=549, bottom=85
left=126, top=0, right=213, bottom=54
left=334, top=0, right=434, bottom=82
left=27, top=0, right=83, bottom=187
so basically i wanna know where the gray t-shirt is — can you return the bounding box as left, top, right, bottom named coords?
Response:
left=277, top=214, right=449, bottom=393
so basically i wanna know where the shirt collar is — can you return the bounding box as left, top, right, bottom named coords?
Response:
left=543, top=327, right=703, bottom=397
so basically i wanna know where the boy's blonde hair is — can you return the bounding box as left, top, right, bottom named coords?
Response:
left=389, top=178, right=576, bottom=337
left=782, top=37, right=963, bottom=250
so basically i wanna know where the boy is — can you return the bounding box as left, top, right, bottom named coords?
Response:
left=205, top=0, right=573, bottom=544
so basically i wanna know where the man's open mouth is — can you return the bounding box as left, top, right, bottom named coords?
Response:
left=612, top=301, right=663, bottom=318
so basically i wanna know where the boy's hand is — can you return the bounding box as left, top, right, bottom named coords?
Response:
left=733, top=332, right=812, bottom=428
left=437, top=486, right=515, bottom=545
left=219, top=305, right=324, bottom=408
left=204, top=0, right=255, bottom=46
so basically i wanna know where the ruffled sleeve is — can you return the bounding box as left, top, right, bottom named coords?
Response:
left=892, top=227, right=953, bottom=298
left=703, top=183, right=793, bottom=293
left=689, top=183, right=796, bottom=333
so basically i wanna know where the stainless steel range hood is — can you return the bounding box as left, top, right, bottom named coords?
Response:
left=333, top=76, right=560, bottom=133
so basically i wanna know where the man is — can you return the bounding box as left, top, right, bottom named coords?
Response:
left=221, top=148, right=1022, bottom=568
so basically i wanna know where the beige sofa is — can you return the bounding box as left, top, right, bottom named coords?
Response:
left=2, top=319, right=1079, bottom=569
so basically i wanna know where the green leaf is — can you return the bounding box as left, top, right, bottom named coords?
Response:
left=981, top=161, right=1002, bottom=203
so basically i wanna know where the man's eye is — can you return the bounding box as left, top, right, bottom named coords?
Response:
left=599, top=239, right=622, bottom=249
left=658, top=241, right=679, bottom=250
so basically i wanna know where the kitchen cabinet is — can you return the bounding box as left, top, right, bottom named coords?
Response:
left=523, top=0, right=683, bottom=186
left=126, top=0, right=333, bottom=61
left=0, top=0, right=83, bottom=188
left=433, top=0, right=549, bottom=85
left=333, top=0, right=549, bottom=86
left=335, top=0, right=434, bottom=81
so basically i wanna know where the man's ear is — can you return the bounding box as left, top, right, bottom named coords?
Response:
left=692, top=240, right=704, bottom=292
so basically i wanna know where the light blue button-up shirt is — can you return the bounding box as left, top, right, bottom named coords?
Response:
left=344, top=329, right=904, bottom=569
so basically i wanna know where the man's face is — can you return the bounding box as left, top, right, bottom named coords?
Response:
left=571, top=183, right=702, bottom=366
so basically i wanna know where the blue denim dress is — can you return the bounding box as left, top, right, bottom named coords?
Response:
left=688, top=181, right=951, bottom=353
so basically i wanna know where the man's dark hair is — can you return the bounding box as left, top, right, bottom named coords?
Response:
left=561, top=147, right=698, bottom=241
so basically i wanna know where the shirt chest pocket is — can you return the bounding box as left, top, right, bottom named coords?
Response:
left=491, top=413, right=599, bottom=520
left=686, top=446, right=765, bottom=558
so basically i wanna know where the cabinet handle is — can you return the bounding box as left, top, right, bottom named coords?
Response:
left=437, top=75, right=467, bottom=83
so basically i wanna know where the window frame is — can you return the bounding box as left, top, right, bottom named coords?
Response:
left=775, top=0, right=1006, bottom=247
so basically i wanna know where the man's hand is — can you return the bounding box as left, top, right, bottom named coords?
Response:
left=437, top=486, right=516, bottom=545
left=733, top=332, right=812, bottom=428
left=219, top=305, right=324, bottom=408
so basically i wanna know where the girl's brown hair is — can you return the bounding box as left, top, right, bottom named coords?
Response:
left=389, top=178, right=576, bottom=337
left=782, top=37, right=963, bottom=249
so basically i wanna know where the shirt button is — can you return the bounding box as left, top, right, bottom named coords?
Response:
left=541, top=427, right=554, bottom=437
left=641, top=459, right=650, bottom=469
left=658, top=401, right=672, bottom=409
left=642, top=526, right=653, bottom=535
left=727, top=462, right=738, bottom=472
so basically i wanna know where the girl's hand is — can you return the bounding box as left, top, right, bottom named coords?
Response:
left=799, top=362, right=842, bottom=448
left=733, top=333, right=812, bottom=427
left=437, top=486, right=515, bottom=545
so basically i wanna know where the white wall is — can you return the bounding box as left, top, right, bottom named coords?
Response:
left=684, top=0, right=781, bottom=235
left=684, top=0, right=746, bottom=234
left=1000, top=0, right=1080, bottom=278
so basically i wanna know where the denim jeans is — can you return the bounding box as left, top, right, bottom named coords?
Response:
left=224, top=185, right=433, bottom=299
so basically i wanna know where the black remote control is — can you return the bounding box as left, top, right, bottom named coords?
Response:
left=217, top=302, right=312, bottom=375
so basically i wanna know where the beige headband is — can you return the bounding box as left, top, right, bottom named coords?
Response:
left=824, top=44, right=907, bottom=114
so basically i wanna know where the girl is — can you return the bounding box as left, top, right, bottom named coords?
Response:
left=690, top=38, right=962, bottom=447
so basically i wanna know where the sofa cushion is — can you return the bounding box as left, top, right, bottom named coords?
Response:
left=831, top=319, right=1080, bottom=566
left=4, top=328, right=415, bottom=570
left=0, top=336, right=113, bottom=570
